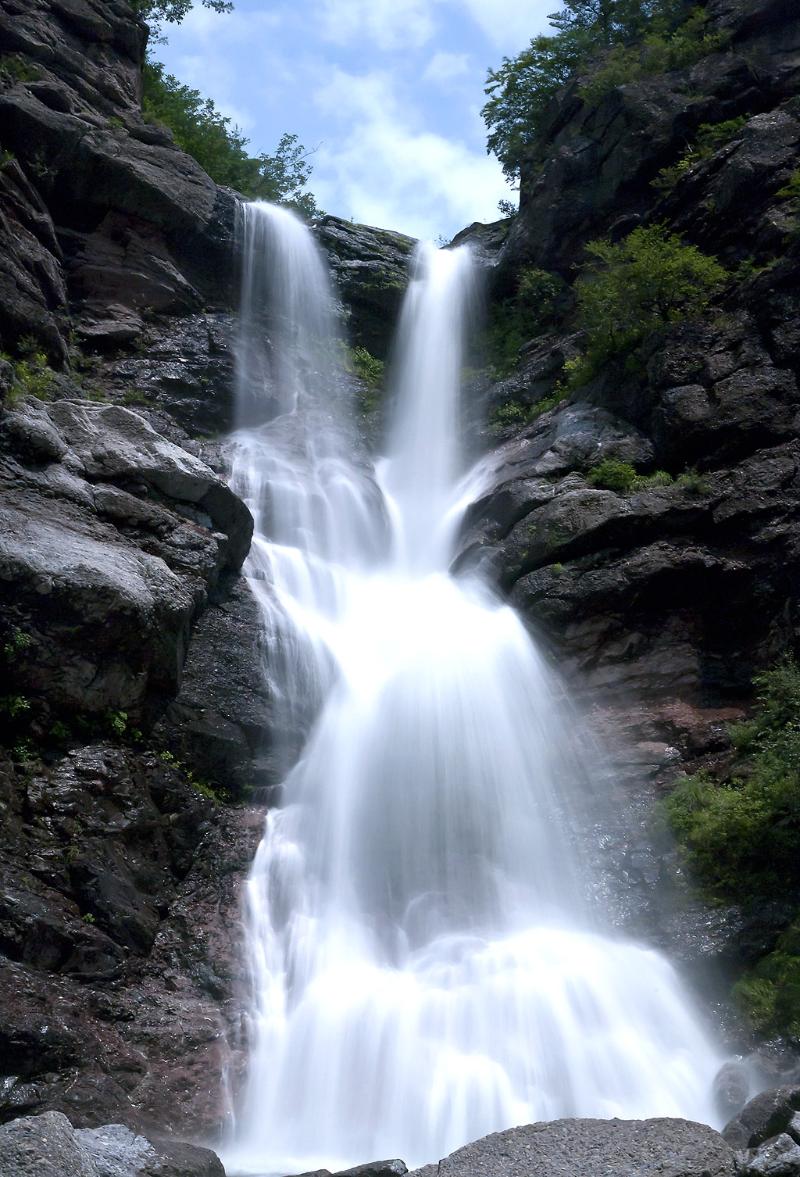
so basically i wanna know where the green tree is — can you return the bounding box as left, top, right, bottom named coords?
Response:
left=131, top=0, right=233, bottom=39
left=574, top=224, right=726, bottom=369
left=143, top=62, right=319, bottom=215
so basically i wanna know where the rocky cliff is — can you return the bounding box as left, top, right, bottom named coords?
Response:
left=458, top=0, right=800, bottom=1014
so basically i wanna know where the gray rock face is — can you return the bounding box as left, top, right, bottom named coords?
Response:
left=414, top=1119, right=737, bottom=1177
left=502, top=0, right=800, bottom=281
left=740, top=1133, right=800, bottom=1176
left=0, top=0, right=238, bottom=360
left=0, top=1112, right=225, bottom=1177
left=316, top=215, right=416, bottom=358
left=0, top=1111, right=99, bottom=1177
left=155, top=580, right=275, bottom=797
left=0, top=398, right=252, bottom=720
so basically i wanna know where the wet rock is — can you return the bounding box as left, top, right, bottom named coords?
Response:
left=450, top=218, right=511, bottom=268
left=76, top=1121, right=225, bottom=1176
left=0, top=397, right=252, bottom=719
left=414, top=1118, right=737, bottom=1177
left=338, top=1162, right=408, bottom=1177
left=316, top=215, right=415, bottom=357
left=739, top=1133, right=800, bottom=1176
left=155, top=580, right=274, bottom=797
left=723, top=1086, right=800, bottom=1150
left=92, top=313, right=238, bottom=438
left=0, top=1111, right=226, bottom=1177
left=714, top=1061, right=752, bottom=1123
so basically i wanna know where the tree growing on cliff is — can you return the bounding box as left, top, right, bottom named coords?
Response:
left=482, top=0, right=704, bottom=178
left=131, top=0, right=232, bottom=39
left=143, top=62, right=319, bottom=215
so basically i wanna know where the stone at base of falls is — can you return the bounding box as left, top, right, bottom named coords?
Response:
left=0, top=1111, right=226, bottom=1177
left=289, top=1160, right=409, bottom=1177
left=739, top=1133, right=800, bottom=1177
left=411, top=1119, right=737, bottom=1177
left=723, top=1087, right=800, bottom=1151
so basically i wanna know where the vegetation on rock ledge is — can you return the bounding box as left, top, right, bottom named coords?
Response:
left=483, top=0, right=727, bottom=179
left=664, top=660, right=800, bottom=1038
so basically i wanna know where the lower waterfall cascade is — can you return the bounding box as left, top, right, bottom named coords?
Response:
left=223, top=202, right=728, bottom=1175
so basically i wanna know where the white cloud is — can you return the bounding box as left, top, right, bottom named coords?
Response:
left=317, top=0, right=439, bottom=50
left=454, top=0, right=553, bottom=51
left=177, top=4, right=284, bottom=42
left=171, top=53, right=255, bottom=129
left=423, top=51, right=471, bottom=85
left=312, top=68, right=508, bottom=239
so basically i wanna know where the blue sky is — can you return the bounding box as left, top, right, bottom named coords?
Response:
left=156, top=0, right=556, bottom=241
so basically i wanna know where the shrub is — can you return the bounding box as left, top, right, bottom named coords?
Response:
left=588, top=458, right=673, bottom=492
left=777, top=167, right=800, bottom=207
left=2, top=629, right=32, bottom=660
left=676, top=468, right=710, bottom=494
left=663, top=659, right=800, bottom=901
left=489, top=385, right=570, bottom=435
left=580, top=9, right=730, bottom=104
left=349, top=346, right=384, bottom=388
left=490, top=401, right=529, bottom=432
left=3, top=351, right=55, bottom=405
left=108, top=710, right=128, bottom=737
left=574, top=224, right=726, bottom=373
left=0, top=54, right=42, bottom=83
left=486, top=266, right=567, bottom=378
left=733, top=919, right=800, bottom=1038
left=652, top=117, right=748, bottom=194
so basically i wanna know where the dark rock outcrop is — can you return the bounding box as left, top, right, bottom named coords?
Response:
left=501, top=0, right=800, bottom=283
left=0, top=397, right=251, bottom=723
left=459, top=0, right=800, bottom=994
left=0, top=0, right=239, bottom=361
left=316, top=216, right=416, bottom=358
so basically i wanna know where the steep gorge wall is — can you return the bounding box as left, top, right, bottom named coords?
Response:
left=461, top=0, right=800, bottom=1004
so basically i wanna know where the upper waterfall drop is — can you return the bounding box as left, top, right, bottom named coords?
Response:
left=224, top=204, right=727, bottom=1176
left=381, top=242, right=477, bottom=572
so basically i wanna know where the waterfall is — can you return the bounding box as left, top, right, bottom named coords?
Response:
left=224, top=203, right=725, bottom=1175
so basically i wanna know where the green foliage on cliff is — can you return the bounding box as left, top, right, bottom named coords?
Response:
left=486, top=266, right=568, bottom=377
left=586, top=458, right=672, bottom=492
left=142, top=63, right=319, bottom=216
left=664, top=659, right=800, bottom=1036
left=733, top=919, right=800, bottom=1039
left=483, top=0, right=724, bottom=178
left=573, top=224, right=726, bottom=375
left=652, top=117, right=748, bottom=194
left=131, top=0, right=232, bottom=39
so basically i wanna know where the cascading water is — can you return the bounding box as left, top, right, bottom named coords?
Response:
left=225, top=202, right=725, bottom=1175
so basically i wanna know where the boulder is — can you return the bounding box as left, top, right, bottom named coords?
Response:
left=723, top=1086, right=800, bottom=1150
left=412, top=1119, right=737, bottom=1177
left=0, top=1111, right=98, bottom=1177
left=0, top=1112, right=226, bottom=1177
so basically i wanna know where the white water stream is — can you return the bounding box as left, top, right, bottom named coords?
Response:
left=224, top=203, right=724, bottom=1175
